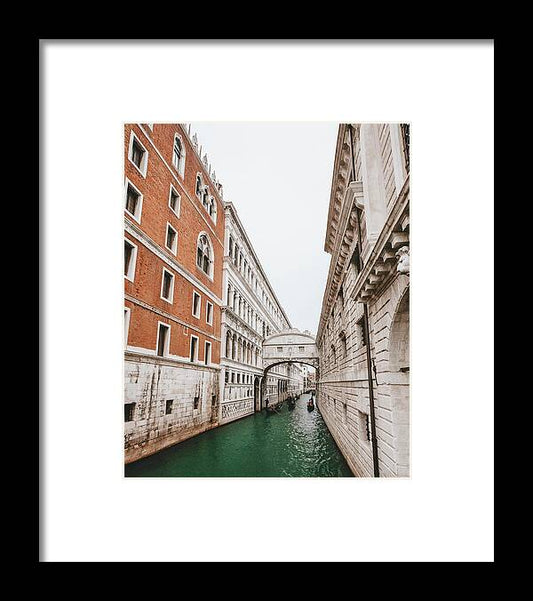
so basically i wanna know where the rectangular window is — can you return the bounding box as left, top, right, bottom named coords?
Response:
left=165, top=399, right=173, bottom=415
left=206, top=301, right=213, bottom=325
left=225, top=371, right=229, bottom=383
left=124, top=239, right=137, bottom=281
left=161, top=269, right=174, bottom=303
left=211, top=394, right=217, bottom=406
left=204, top=341, right=212, bottom=365
left=124, top=307, right=131, bottom=347
left=124, top=403, right=136, bottom=422
left=357, top=316, right=367, bottom=348
left=193, top=396, right=200, bottom=410
left=190, top=335, right=198, bottom=362
left=124, top=181, right=143, bottom=223
left=165, top=223, right=178, bottom=255
left=131, top=139, right=144, bottom=169
left=169, top=186, right=181, bottom=216
left=358, top=410, right=371, bottom=442
left=157, top=323, right=170, bottom=357
left=192, top=291, right=201, bottom=318
left=128, top=132, right=148, bottom=176
left=231, top=372, right=235, bottom=383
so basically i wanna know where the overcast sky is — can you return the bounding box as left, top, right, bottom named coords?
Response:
left=191, top=122, right=339, bottom=336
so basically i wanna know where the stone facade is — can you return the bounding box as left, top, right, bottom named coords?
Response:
left=220, top=203, right=296, bottom=421
left=124, top=123, right=225, bottom=464
left=317, top=123, right=410, bottom=478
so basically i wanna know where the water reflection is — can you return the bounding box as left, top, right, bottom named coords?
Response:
left=125, top=393, right=353, bottom=477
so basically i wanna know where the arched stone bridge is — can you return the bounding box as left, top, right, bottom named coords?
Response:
left=262, top=329, right=319, bottom=371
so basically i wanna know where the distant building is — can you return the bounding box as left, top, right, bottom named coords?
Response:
left=221, top=203, right=296, bottom=422
left=124, top=123, right=225, bottom=463
left=317, top=123, right=410, bottom=477
left=306, top=369, right=316, bottom=392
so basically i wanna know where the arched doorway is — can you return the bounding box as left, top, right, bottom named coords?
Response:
left=389, top=288, right=409, bottom=372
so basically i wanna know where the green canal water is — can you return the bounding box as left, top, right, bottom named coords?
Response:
left=125, top=393, right=353, bottom=477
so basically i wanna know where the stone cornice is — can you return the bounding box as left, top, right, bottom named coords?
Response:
left=317, top=175, right=409, bottom=342
left=221, top=307, right=262, bottom=344
left=125, top=293, right=221, bottom=342
left=125, top=217, right=223, bottom=306
left=124, top=350, right=221, bottom=371
left=317, top=181, right=362, bottom=340
left=351, top=175, right=410, bottom=303
left=220, top=358, right=263, bottom=373
left=324, top=124, right=360, bottom=254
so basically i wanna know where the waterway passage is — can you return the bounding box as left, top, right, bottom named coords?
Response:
left=125, top=393, right=353, bottom=477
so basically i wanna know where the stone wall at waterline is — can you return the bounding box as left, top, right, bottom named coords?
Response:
left=124, top=354, right=220, bottom=464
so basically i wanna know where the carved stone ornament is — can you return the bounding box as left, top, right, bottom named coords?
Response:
left=192, top=133, right=198, bottom=148
left=396, top=246, right=410, bottom=274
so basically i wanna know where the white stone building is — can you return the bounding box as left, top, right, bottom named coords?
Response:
left=220, top=202, right=295, bottom=423
left=317, top=123, right=410, bottom=477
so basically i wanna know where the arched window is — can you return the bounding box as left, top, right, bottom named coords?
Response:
left=331, top=344, right=337, bottom=366
left=226, top=331, right=232, bottom=358
left=389, top=289, right=409, bottom=372
left=195, top=175, right=202, bottom=197
left=196, top=233, right=213, bottom=277
left=339, top=331, right=347, bottom=358
left=172, top=135, right=185, bottom=175
left=209, top=198, right=217, bottom=223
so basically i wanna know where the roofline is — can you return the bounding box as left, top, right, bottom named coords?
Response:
left=263, top=331, right=316, bottom=344
left=178, top=124, right=225, bottom=205
left=223, top=201, right=292, bottom=329
left=324, top=124, right=347, bottom=254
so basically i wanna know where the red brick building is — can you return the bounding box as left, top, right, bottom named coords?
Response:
left=124, top=123, right=225, bottom=463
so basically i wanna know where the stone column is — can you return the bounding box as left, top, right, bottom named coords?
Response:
left=389, top=123, right=407, bottom=192
left=359, top=123, right=388, bottom=246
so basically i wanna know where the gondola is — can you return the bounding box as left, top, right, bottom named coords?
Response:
left=307, top=399, right=315, bottom=411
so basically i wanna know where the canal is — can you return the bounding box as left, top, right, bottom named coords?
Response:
left=125, top=393, right=353, bottom=477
